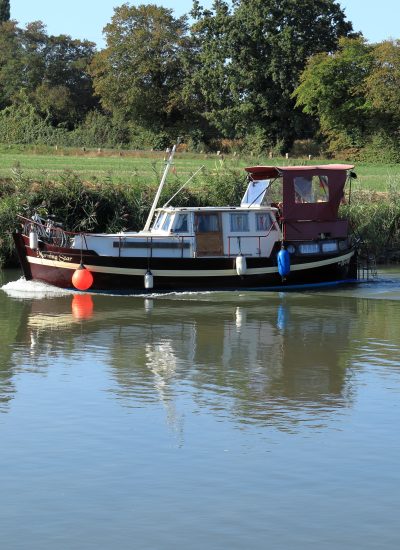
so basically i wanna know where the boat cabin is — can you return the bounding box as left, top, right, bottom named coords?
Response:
left=74, top=203, right=281, bottom=259
left=245, top=164, right=353, bottom=241
left=72, top=163, right=353, bottom=260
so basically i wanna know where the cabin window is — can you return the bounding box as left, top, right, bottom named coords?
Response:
left=174, top=214, right=189, bottom=233
left=294, top=175, right=329, bottom=203
left=256, top=213, right=276, bottom=231
left=161, top=214, right=172, bottom=231
left=153, top=213, right=165, bottom=230
left=299, top=243, right=320, bottom=254
left=321, top=241, right=338, bottom=253
left=196, top=213, right=220, bottom=233
left=230, top=213, right=249, bottom=232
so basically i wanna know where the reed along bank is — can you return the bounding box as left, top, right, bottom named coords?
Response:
left=1, top=170, right=400, bottom=268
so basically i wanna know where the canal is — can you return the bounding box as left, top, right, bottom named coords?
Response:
left=1, top=268, right=399, bottom=549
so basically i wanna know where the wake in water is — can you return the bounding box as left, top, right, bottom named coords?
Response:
left=2, top=272, right=396, bottom=302
left=1, top=277, right=73, bottom=299
left=1, top=276, right=214, bottom=301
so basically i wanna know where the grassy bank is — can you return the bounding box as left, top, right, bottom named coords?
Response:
left=1, top=149, right=400, bottom=267
left=1, top=145, right=400, bottom=191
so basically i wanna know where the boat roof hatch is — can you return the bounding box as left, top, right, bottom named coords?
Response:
left=241, top=179, right=272, bottom=207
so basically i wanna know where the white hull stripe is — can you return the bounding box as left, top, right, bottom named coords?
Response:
left=27, top=250, right=354, bottom=278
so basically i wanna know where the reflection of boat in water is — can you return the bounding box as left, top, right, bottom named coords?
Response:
left=13, top=142, right=358, bottom=292
left=1, top=289, right=367, bottom=428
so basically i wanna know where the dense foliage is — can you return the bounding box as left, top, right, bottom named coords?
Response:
left=0, top=2, right=399, bottom=159
left=0, top=0, right=10, bottom=22
left=91, top=4, right=192, bottom=134
left=0, top=0, right=356, bottom=154
left=294, top=37, right=400, bottom=160
left=187, top=0, right=354, bottom=149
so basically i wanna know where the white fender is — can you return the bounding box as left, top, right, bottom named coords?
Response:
left=29, top=231, right=38, bottom=250
left=236, top=255, right=247, bottom=276
left=144, top=270, right=154, bottom=289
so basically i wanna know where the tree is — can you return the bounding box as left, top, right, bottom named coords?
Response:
left=293, top=37, right=373, bottom=150
left=188, top=0, right=355, bottom=148
left=2, top=20, right=98, bottom=127
left=0, top=20, right=24, bottom=109
left=0, top=0, right=10, bottom=22
left=33, top=32, right=97, bottom=126
left=364, top=40, right=400, bottom=127
left=90, top=3, right=191, bottom=133
left=183, top=1, right=239, bottom=139
left=294, top=38, right=400, bottom=158
left=0, top=17, right=97, bottom=126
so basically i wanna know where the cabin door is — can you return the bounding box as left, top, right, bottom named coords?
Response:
left=195, top=213, right=223, bottom=256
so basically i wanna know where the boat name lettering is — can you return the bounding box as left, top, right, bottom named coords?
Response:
left=38, top=251, right=72, bottom=262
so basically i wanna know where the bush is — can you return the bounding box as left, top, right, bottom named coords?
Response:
left=0, top=103, right=179, bottom=151
left=290, top=139, right=322, bottom=158
left=242, top=127, right=270, bottom=156
left=0, top=193, right=20, bottom=266
left=0, top=102, right=61, bottom=145
left=359, top=131, right=400, bottom=163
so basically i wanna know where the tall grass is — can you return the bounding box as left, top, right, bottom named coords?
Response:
left=1, top=164, right=400, bottom=267
left=341, top=175, right=400, bottom=260
left=0, top=165, right=247, bottom=267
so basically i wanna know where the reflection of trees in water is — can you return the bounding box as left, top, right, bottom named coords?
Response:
left=103, top=298, right=359, bottom=431
left=182, top=301, right=355, bottom=431
left=0, top=294, right=27, bottom=412
left=3, top=292, right=400, bottom=428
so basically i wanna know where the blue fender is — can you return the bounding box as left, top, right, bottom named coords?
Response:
left=277, top=248, right=290, bottom=278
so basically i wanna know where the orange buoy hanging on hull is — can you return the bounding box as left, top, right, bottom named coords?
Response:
left=72, top=263, right=93, bottom=291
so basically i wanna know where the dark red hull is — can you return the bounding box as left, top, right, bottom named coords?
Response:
left=13, top=233, right=357, bottom=292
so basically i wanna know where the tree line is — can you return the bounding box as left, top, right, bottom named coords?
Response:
left=0, top=0, right=399, bottom=159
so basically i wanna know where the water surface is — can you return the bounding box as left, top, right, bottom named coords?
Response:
left=1, top=269, right=399, bottom=549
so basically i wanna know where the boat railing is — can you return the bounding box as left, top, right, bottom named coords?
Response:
left=357, top=253, right=378, bottom=280
left=227, top=234, right=275, bottom=257
left=18, top=214, right=72, bottom=247
left=18, top=215, right=195, bottom=256
left=227, top=222, right=278, bottom=257
left=113, top=235, right=192, bottom=258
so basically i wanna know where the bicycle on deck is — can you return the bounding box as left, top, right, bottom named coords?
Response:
left=24, top=213, right=68, bottom=247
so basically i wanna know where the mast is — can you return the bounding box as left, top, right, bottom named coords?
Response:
left=143, top=140, right=179, bottom=232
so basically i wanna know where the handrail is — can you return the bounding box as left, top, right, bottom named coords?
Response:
left=227, top=227, right=277, bottom=257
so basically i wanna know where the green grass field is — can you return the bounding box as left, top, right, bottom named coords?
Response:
left=1, top=146, right=399, bottom=191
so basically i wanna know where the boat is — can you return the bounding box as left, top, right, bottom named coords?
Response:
left=13, top=144, right=358, bottom=292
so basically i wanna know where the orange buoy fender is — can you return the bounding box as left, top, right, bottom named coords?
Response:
left=72, top=263, right=93, bottom=290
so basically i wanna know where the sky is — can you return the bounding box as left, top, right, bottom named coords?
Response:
left=10, top=0, right=400, bottom=49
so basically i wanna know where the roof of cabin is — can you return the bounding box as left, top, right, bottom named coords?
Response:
left=245, top=164, right=354, bottom=180
left=155, top=206, right=277, bottom=213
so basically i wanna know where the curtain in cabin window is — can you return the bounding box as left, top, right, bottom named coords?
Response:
left=196, top=213, right=220, bottom=232
left=256, top=213, right=275, bottom=231
left=230, top=213, right=249, bottom=232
